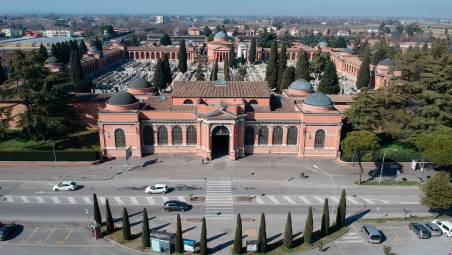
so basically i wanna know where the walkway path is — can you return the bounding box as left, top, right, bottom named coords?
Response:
left=205, top=180, right=233, bottom=221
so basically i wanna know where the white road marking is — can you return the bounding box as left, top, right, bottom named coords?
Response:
left=346, top=197, right=360, bottom=205
left=177, top=196, right=186, bottom=202
left=3, top=195, right=13, bottom=202
left=83, top=197, right=92, bottom=204
left=267, top=195, right=280, bottom=204
left=283, top=196, right=296, bottom=205
left=20, top=196, right=29, bottom=203
left=115, top=197, right=124, bottom=205
left=298, top=196, right=312, bottom=205
left=161, top=196, right=169, bottom=202
left=36, top=196, right=45, bottom=203
left=51, top=197, right=60, bottom=204
left=255, top=196, right=265, bottom=204
left=130, top=197, right=139, bottom=205
left=67, top=197, right=76, bottom=204
left=146, top=196, right=155, bottom=205
left=362, top=198, right=376, bottom=205
left=330, top=196, right=340, bottom=204
left=314, top=196, right=325, bottom=204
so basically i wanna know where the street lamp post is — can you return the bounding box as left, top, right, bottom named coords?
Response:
left=378, top=148, right=398, bottom=184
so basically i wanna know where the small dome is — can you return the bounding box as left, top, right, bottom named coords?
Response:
left=378, top=59, right=393, bottom=67
left=45, top=57, right=59, bottom=64
left=289, top=79, right=313, bottom=90
left=318, top=41, right=328, bottom=47
left=107, top=91, right=139, bottom=106
left=214, top=31, right=227, bottom=39
left=303, top=92, right=333, bottom=107
left=128, top=78, right=151, bottom=89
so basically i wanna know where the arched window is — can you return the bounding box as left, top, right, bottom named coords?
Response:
left=172, top=126, right=182, bottom=145
left=143, top=125, right=154, bottom=146
left=114, top=129, right=126, bottom=148
left=244, top=126, right=255, bottom=146
left=183, top=99, right=193, bottom=105
left=157, top=126, right=168, bottom=145
left=186, top=126, right=197, bottom=145
left=258, top=126, right=269, bottom=145
left=272, top=126, right=283, bottom=145
left=249, top=100, right=258, bottom=105
left=314, top=129, right=326, bottom=149
left=287, top=126, right=298, bottom=145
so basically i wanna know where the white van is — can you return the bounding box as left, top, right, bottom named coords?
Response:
left=432, top=220, right=452, bottom=237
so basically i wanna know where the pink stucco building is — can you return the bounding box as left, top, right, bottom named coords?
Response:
left=98, top=78, right=343, bottom=160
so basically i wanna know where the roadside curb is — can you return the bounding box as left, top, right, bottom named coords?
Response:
left=104, top=236, right=150, bottom=255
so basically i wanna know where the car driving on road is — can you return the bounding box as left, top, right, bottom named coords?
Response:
left=163, top=200, right=191, bottom=212
left=145, top=184, right=168, bottom=194
left=53, top=181, right=78, bottom=191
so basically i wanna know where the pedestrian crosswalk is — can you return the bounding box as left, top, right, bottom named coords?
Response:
left=1, top=195, right=187, bottom=206
left=251, top=195, right=419, bottom=206
left=334, top=231, right=362, bottom=244
left=205, top=180, right=234, bottom=220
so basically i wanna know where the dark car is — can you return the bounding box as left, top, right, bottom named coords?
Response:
left=0, top=223, right=17, bottom=241
left=424, top=222, right=442, bottom=236
left=163, top=200, right=191, bottom=212
left=409, top=223, right=431, bottom=239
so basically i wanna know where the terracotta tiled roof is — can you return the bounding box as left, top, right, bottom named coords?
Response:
left=171, top=81, right=270, bottom=98
left=144, top=96, right=195, bottom=111
left=327, top=94, right=355, bottom=103
left=246, top=97, right=298, bottom=113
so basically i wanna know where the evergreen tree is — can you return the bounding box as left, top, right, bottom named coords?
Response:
left=175, top=214, right=183, bottom=253
left=280, top=66, right=295, bottom=91
left=195, top=64, right=205, bottom=81
left=421, top=171, right=452, bottom=216
left=310, top=52, right=328, bottom=80
left=0, top=62, right=6, bottom=85
left=321, top=198, right=330, bottom=236
left=93, top=193, right=102, bottom=225
left=257, top=213, right=267, bottom=253
left=265, top=40, right=279, bottom=90
left=122, top=207, right=131, bottom=240
left=248, top=37, right=257, bottom=63
left=142, top=208, right=150, bottom=248
left=336, top=190, right=347, bottom=228
left=162, top=54, right=172, bottom=85
left=318, top=60, right=340, bottom=94
left=153, top=59, right=166, bottom=90
left=178, top=39, right=187, bottom=73
left=50, top=44, right=57, bottom=59
left=203, top=26, right=212, bottom=36
left=160, top=34, right=172, bottom=46
left=229, top=44, right=236, bottom=68
left=79, top=39, right=88, bottom=55
left=277, top=41, right=288, bottom=89
left=38, top=43, right=48, bottom=62
left=105, top=199, right=114, bottom=234
left=132, top=34, right=140, bottom=46
left=210, top=60, right=218, bottom=81
left=304, top=207, right=313, bottom=244
left=199, top=217, right=208, bottom=255
left=69, top=50, right=84, bottom=83
left=224, top=58, right=230, bottom=80
left=356, top=54, right=370, bottom=89
left=233, top=214, right=242, bottom=254
left=296, top=50, right=311, bottom=80
left=284, top=212, right=293, bottom=249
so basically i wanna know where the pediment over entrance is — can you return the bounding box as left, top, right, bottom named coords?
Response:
left=201, top=109, right=238, bottom=120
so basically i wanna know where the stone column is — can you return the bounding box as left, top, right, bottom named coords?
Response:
left=282, top=126, right=288, bottom=145
left=182, top=126, right=187, bottom=145
left=167, top=126, right=173, bottom=145
left=298, top=124, right=306, bottom=157
left=268, top=126, right=273, bottom=146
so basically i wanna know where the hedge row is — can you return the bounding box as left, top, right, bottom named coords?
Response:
left=341, top=149, right=423, bottom=162
left=0, top=150, right=100, bottom=162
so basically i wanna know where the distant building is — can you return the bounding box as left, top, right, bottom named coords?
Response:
left=1, top=28, right=20, bottom=38
left=187, top=27, right=200, bottom=36
left=127, top=45, right=197, bottom=63
left=207, top=32, right=234, bottom=62
left=43, top=26, right=72, bottom=38
left=155, top=16, right=164, bottom=24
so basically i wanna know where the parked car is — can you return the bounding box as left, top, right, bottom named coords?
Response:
left=432, top=220, right=452, bottom=237
left=361, top=224, right=382, bottom=244
left=145, top=184, right=168, bottom=194
left=163, top=200, right=190, bottom=212
left=408, top=223, right=431, bottom=239
left=0, top=223, right=17, bottom=241
left=424, top=222, right=443, bottom=236
left=53, top=181, right=78, bottom=191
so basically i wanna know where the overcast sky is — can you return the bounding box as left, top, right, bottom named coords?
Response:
left=1, top=0, right=451, bottom=18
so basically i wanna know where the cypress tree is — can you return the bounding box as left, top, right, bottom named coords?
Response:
left=69, top=50, right=84, bottom=83
left=0, top=62, right=6, bottom=85
left=249, top=37, right=256, bottom=63
left=224, top=57, right=230, bottom=81
left=266, top=40, right=279, bottom=90
left=336, top=190, right=347, bottom=228
left=296, top=50, right=310, bottom=80
left=153, top=59, right=166, bottom=90
left=356, top=53, right=370, bottom=89
left=195, top=64, right=205, bottom=81
left=105, top=199, right=114, bottom=233
left=142, top=208, right=150, bottom=248
left=162, top=54, right=172, bottom=86
left=175, top=214, right=183, bottom=253
left=39, top=43, right=48, bottom=61
left=257, top=213, right=267, bottom=253
left=122, top=207, right=131, bottom=240
left=318, top=60, right=340, bottom=94
left=304, top=207, right=313, bottom=244
left=280, top=66, right=295, bottom=91
left=199, top=217, right=208, bottom=255
left=321, top=199, right=330, bottom=237
left=93, top=193, right=102, bottom=225
left=229, top=44, right=236, bottom=68
left=233, top=214, right=242, bottom=254
left=79, top=39, right=88, bottom=55
left=50, top=44, right=57, bottom=59
left=284, top=212, right=293, bottom=249
left=210, top=60, right=218, bottom=81
left=178, top=39, right=187, bottom=73
left=277, top=41, right=288, bottom=89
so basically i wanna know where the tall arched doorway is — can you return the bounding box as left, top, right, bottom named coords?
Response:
left=211, top=126, right=230, bottom=158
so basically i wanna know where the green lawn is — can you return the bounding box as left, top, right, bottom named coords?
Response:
left=0, top=129, right=100, bottom=151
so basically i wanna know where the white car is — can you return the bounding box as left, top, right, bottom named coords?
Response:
left=145, top=184, right=168, bottom=194
left=431, top=220, right=452, bottom=237
left=53, top=181, right=78, bottom=191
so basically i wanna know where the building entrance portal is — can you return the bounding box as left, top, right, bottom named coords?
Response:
left=211, top=126, right=230, bottom=159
